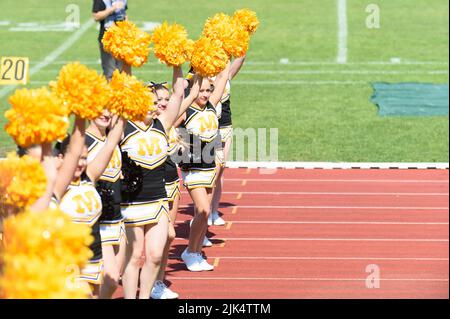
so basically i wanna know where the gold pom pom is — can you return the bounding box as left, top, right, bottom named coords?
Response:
left=0, top=152, right=47, bottom=211
left=108, top=70, right=155, bottom=121
left=233, top=9, right=260, bottom=35
left=0, top=208, right=93, bottom=298
left=50, top=62, right=111, bottom=120
left=202, top=13, right=249, bottom=58
left=151, top=22, right=193, bottom=66
left=190, top=36, right=229, bottom=77
left=102, top=21, right=152, bottom=67
left=4, top=87, right=69, bottom=148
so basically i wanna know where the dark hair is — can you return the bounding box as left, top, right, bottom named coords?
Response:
left=147, top=81, right=169, bottom=94
left=16, top=146, right=28, bottom=157
left=53, top=135, right=71, bottom=156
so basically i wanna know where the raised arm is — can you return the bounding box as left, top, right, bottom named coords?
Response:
left=158, top=66, right=184, bottom=132
left=230, top=56, right=246, bottom=80
left=209, top=61, right=231, bottom=107
left=53, top=117, right=86, bottom=200
left=86, top=117, right=127, bottom=183
left=177, top=74, right=203, bottom=119
left=29, top=143, right=57, bottom=212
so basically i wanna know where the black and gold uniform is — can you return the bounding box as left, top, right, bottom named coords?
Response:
left=120, top=119, right=169, bottom=227
left=179, top=101, right=219, bottom=189
left=86, top=132, right=125, bottom=246
left=59, top=174, right=103, bottom=285
left=165, top=127, right=181, bottom=202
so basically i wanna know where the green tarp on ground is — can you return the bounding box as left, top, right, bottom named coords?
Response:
left=371, top=82, right=449, bottom=116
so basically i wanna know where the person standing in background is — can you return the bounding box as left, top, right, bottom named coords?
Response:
left=92, top=0, right=128, bottom=80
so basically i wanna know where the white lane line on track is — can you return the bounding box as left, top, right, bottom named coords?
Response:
left=0, top=19, right=95, bottom=99
left=166, top=277, right=448, bottom=282
left=337, top=0, right=348, bottom=64
left=170, top=256, right=449, bottom=261
left=219, top=191, right=449, bottom=196
left=224, top=178, right=449, bottom=183
left=174, top=237, right=449, bottom=242
left=180, top=205, right=449, bottom=210
left=178, top=221, right=449, bottom=226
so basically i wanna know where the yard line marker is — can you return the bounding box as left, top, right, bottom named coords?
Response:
left=231, top=207, right=238, bottom=215
left=0, top=19, right=95, bottom=99
left=337, top=0, right=348, bottom=64
left=236, top=193, right=243, bottom=200
left=226, top=222, right=233, bottom=230
left=213, top=258, right=220, bottom=268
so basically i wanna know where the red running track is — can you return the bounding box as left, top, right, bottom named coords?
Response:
left=114, top=168, right=449, bottom=299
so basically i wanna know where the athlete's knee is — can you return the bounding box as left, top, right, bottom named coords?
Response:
left=128, top=245, right=144, bottom=266
left=167, top=224, right=176, bottom=242
left=196, top=205, right=211, bottom=221
left=147, top=249, right=163, bottom=266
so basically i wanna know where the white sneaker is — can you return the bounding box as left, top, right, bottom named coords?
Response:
left=181, top=248, right=203, bottom=272
left=211, top=211, right=226, bottom=226
left=151, top=281, right=179, bottom=299
left=203, top=236, right=213, bottom=247
left=195, top=253, right=214, bottom=271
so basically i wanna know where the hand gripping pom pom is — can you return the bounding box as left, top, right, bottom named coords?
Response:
left=190, top=36, right=229, bottom=77
left=233, top=8, right=260, bottom=35
left=152, top=22, right=193, bottom=67
left=0, top=208, right=93, bottom=298
left=102, top=20, right=152, bottom=67
left=108, top=70, right=154, bottom=121
left=0, top=153, right=47, bottom=211
left=202, top=13, right=249, bottom=58
left=50, top=62, right=111, bottom=120
left=5, top=87, right=69, bottom=148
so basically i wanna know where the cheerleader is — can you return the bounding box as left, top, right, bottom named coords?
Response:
left=210, top=56, right=247, bottom=226
left=55, top=117, right=125, bottom=297
left=85, top=111, right=127, bottom=299
left=148, top=76, right=202, bottom=299
left=178, top=62, right=231, bottom=272
left=120, top=65, right=185, bottom=299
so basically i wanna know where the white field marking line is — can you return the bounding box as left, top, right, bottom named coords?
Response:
left=224, top=178, right=449, bottom=184
left=40, top=69, right=450, bottom=75
left=174, top=237, right=449, bottom=242
left=337, top=0, right=348, bottom=64
left=169, top=256, right=449, bottom=262
left=0, top=19, right=95, bottom=99
left=226, top=161, right=450, bottom=169
left=167, top=277, right=449, bottom=282
left=219, top=191, right=449, bottom=196
left=28, top=60, right=450, bottom=66
left=29, top=80, right=370, bottom=86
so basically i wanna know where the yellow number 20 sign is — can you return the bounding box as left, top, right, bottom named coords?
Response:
left=0, top=57, right=29, bottom=85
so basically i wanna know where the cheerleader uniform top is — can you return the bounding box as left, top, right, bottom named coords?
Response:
left=218, top=80, right=232, bottom=128
left=179, top=101, right=219, bottom=170
left=120, top=119, right=168, bottom=203
left=86, top=132, right=123, bottom=222
left=59, top=174, right=103, bottom=261
left=165, top=127, right=180, bottom=184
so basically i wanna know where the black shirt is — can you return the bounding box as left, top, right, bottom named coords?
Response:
left=92, top=0, right=128, bottom=42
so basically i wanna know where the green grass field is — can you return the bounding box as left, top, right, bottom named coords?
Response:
left=0, top=0, right=448, bottom=162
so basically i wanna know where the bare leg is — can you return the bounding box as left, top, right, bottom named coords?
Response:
left=157, top=195, right=180, bottom=281
left=187, top=187, right=211, bottom=253
left=99, top=244, right=120, bottom=299
left=138, top=214, right=169, bottom=299
left=211, top=138, right=232, bottom=214
left=196, top=187, right=214, bottom=252
left=121, top=226, right=144, bottom=299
